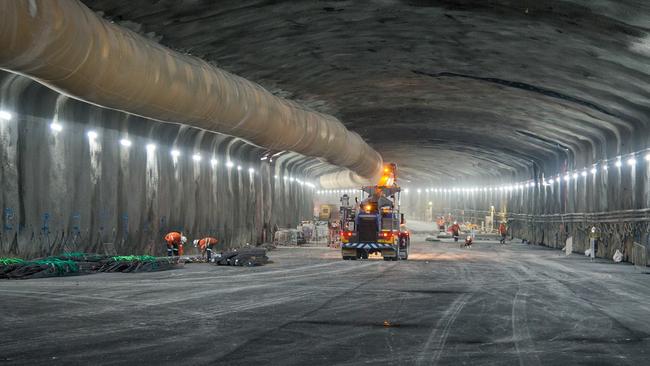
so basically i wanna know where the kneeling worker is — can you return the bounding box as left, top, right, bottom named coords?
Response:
left=194, top=236, right=219, bottom=262
left=164, top=231, right=187, bottom=256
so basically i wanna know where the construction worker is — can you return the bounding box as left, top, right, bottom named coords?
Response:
left=164, top=231, right=187, bottom=256
left=194, top=236, right=218, bottom=262
left=464, top=235, right=473, bottom=249
left=449, top=221, right=461, bottom=242
left=499, top=222, right=507, bottom=244
left=436, top=217, right=445, bottom=231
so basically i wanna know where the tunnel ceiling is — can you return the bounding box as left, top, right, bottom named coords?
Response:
left=81, top=0, right=650, bottom=185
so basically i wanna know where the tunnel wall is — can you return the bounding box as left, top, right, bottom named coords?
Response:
left=0, top=71, right=314, bottom=258
left=401, top=174, right=650, bottom=265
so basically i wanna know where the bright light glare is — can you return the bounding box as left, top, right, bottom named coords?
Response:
left=572, top=173, right=578, bottom=179
left=627, top=157, right=636, bottom=166
left=50, top=122, right=63, bottom=132
left=237, top=165, right=242, bottom=171
left=210, top=158, right=218, bottom=166
left=248, top=167, right=255, bottom=173
left=0, top=110, right=12, bottom=120
left=192, top=154, right=202, bottom=162
left=548, top=179, right=554, bottom=184
left=581, top=171, right=587, bottom=177
left=615, top=160, right=622, bottom=168
left=146, top=143, right=156, bottom=152
left=590, top=167, right=597, bottom=174
left=564, top=174, right=570, bottom=181
left=87, top=130, right=98, bottom=140
left=119, top=139, right=132, bottom=147
left=171, top=149, right=181, bottom=158
left=645, top=154, right=650, bottom=161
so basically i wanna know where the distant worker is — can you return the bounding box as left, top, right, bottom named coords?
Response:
left=499, top=222, right=507, bottom=244
left=449, top=221, right=461, bottom=242
left=194, top=236, right=219, bottom=262
left=164, top=231, right=187, bottom=256
left=436, top=217, right=445, bottom=231
left=464, top=235, right=473, bottom=249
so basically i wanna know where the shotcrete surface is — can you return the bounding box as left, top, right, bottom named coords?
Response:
left=1, top=239, right=649, bottom=365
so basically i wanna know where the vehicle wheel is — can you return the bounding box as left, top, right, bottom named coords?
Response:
left=383, top=257, right=392, bottom=261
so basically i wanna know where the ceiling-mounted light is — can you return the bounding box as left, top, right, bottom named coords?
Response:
left=0, top=110, right=12, bottom=120
left=590, top=167, right=597, bottom=174
left=171, top=149, right=181, bottom=158
left=417, top=189, right=421, bottom=193
left=237, top=165, right=242, bottom=171
left=119, top=139, right=132, bottom=147
left=87, top=130, right=98, bottom=141
left=581, top=171, right=587, bottom=177
left=146, top=143, right=156, bottom=152
left=210, top=158, right=218, bottom=167
left=192, top=154, right=202, bottom=162
left=50, top=122, right=63, bottom=132
left=548, top=179, right=554, bottom=184
left=615, top=159, right=622, bottom=168
left=572, top=172, right=578, bottom=179
left=226, top=161, right=234, bottom=168
left=627, top=157, right=636, bottom=166
left=564, top=174, right=570, bottom=181
left=248, top=167, right=255, bottom=173
left=645, top=154, right=650, bottom=161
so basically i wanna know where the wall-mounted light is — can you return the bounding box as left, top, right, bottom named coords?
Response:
left=564, top=174, right=570, bottom=182
left=572, top=172, right=578, bottom=179
left=0, top=110, right=12, bottom=120
left=615, top=159, right=622, bottom=168
left=50, top=122, right=63, bottom=132
left=548, top=179, right=554, bottom=184
left=645, top=154, right=650, bottom=161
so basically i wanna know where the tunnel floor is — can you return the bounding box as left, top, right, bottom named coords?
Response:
left=1, top=239, right=649, bottom=365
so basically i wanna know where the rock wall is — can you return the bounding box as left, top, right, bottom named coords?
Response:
left=0, top=71, right=314, bottom=258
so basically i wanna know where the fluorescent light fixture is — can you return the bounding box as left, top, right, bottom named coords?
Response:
left=171, top=149, right=181, bottom=158
left=119, top=139, right=132, bottom=147
left=237, top=165, right=242, bottom=171
left=146, top=143, right=156, bottom=152
left=615, top=159, right=622, bottom=168
left=0, top=110, right=12, bottom=120
left=548, top=179, right=554, bottom=184
left=572, top=172, right=578, bottom=179
left=590, top=167, right=597, bottom=174
left=248, top=167, right=255, bottom=173
left=87, top=130, right=98, bottom=140
left=581, top=171, right=587, bottom=177
left=50, top=122, right=63, bottom=132
left=226, top=161, right=234, bottom=168
left=192, top=154, right=202, bottom=162
left=210, top=158, right=218, bottom=166
left=627, top=157, right=636, bottom=166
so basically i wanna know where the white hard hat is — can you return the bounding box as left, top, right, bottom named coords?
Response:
left=181, top=236, right=187, bottom=243
left=193, top=239, right=199, bottom=246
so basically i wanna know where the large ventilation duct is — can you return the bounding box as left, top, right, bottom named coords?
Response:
left=0, top=0, right=383, bottom=184
left=318, top=170, right=373, bottom=189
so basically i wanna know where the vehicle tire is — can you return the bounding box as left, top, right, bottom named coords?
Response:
left=383, top=256, right=392, bottom=261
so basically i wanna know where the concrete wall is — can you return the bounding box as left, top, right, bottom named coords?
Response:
left=400, top=173, right=650, bottom=264
left=0, top=71, right=314, bottom=258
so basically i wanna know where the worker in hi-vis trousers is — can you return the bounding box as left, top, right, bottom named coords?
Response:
left=164, top=231, right=187, bottom=256
left=194, top=237, right=218, bottom=262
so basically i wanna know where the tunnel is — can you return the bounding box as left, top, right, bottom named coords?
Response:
left=1, top=1, right=650, bottom=364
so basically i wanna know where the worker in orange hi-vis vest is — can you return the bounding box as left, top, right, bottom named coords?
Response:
left=164, top=231, right=187, bottom=256
left=193, top=237, right=218, bottom=262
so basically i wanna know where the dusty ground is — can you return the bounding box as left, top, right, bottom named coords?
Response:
left=1, top=238, right=649, bottom=365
